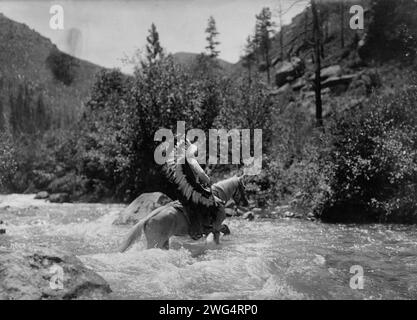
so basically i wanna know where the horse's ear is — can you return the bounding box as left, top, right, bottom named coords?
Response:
left=238, top=174, right=247, bottom=186
left=236, top=168, right=245, bottom=178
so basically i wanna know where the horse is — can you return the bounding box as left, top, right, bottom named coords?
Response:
left=119, top=175, right=248, bottom=251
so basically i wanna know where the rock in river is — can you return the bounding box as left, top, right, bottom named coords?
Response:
left=0, top=246, right=111, bottom=300
left=283, top=211, right=295, bottom=218
left=0, top=220, right=5, bottom=234
left=243, top=211, right=255, bottom=221
left=34, top=191, right=49, bottom=200
left=113, top=192, right=172, bottom=225
left=49, top=193, right=70, bottom=203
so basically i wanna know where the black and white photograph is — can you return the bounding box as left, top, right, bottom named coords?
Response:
left=0, top=0, right=417, bottom=305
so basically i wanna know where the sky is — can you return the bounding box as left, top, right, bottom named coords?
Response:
left=0, top=0, right=308, bottom=72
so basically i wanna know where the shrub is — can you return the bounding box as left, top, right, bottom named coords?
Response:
left=361, top=0, right=417, bottom=64
left=127, top=56, right=228, bottom=196
left=216, top=74, right=273, bottom=144
left=0, top=132, right=17, bottom=191
left=77, top=69, right=132, bottom=198
left=46, top=172, right=87, bottom=195
left=46, top=47, right=79, bottom=85
left=319, top=86, right=417, bottom=222
left=76, top=56, right=233, bottom=200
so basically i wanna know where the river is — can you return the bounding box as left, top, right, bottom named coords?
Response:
left=1, top=194, right=416, bottom=299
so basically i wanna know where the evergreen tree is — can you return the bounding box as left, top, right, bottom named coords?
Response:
left=254, top=7, right=274, bottom=84
left=340, top=0, right=345, bottom=49
left=362, top=0, right=417, bottom=63
left=9, top=93, right=16, bottom=135
left=205, top=16, right=220, bottom=58
left=35, top=93, right=49, bottom=132
left=9, top=85, right=25, bottom=135
left=311, top=0, right=323, bottom=127
left=0, top=131, right=16, bottom=190
left=0, top=98, right=4, bottom=132
left=277, top=0, right=284, bottom=61
left=241, top=35, right=256, bottom=84
left=142, top=23, right=164, bottom=68
left=22, top=83, right=34, bottom=134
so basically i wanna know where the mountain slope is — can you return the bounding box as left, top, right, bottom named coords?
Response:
left=0, top=13, right=103, bottom=132
left=234, top=0, right=372, bottom=83
left=172, top=51, right=236, bottom=74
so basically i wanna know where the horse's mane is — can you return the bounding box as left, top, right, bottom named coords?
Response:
left=212, top=176, right=240, bottom=202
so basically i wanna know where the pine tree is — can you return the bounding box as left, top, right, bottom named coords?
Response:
left=9, top=93, right=16, bottom=135
left=340, top=0, right=345, bottom=49
left=205, top=16, right=220, bottom=58
left=35, top=93, right=48, bottom=132
left=362, top=0, right=417, bottom=63
left=142, top=23, right=164, bottom=68
left=23, top=83, right=34, bottom=134
left=0, top=98, right=4, bottom=132
left=254, top=7, right=274, bottom=84
left=241, top=36, right=256, bottom=84
left=10, top=85, right=25, bottom=134
left=277, top=0, right=284, bottom=61
left=311, top=0, right=323, bottom=128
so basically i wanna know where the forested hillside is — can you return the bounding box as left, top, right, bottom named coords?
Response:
left=0, top=13, right=102, bottom=133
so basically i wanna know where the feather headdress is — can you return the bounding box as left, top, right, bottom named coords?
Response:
left=161, top=138, right=216, bottom=208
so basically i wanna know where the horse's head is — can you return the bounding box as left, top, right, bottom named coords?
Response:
left=212, top=174, right=249, bottom=207
left=232, top=174, right=249, bottom=207
left=206, top=175, right=249, bottom=244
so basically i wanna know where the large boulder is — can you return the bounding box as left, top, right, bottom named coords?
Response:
left=112, top=192, right=172, bottom=225
left=242, top=211, right=255, bottom=221
left=309, top=65, right=343, bottom=81
left=35, top=191, right=49, bottom=200
left=291, top=77, right=307, bottom=91
left=348, top=70, right=381, bottom=96
left=0, top=220, right=5, bottom=235
left=224, top=208, right=236, bottom=217
left=49, top=193, right=70, bottom=203
left=275, top=57, right=305, bottom=87
left=320, top=65, right=342, bottom=80
left=321, top=74, right=357, bottom=89
left=0, top=246, right=111, bottom=300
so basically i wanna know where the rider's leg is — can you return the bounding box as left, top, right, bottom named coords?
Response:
left=213, top=231, right=220, bottom=244
left=162, top=240, right=169, bottom=250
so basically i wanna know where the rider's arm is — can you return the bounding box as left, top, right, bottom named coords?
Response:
left=186, top=143, right=211, bottom=185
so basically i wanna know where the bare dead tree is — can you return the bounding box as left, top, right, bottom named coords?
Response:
left=340, top=0, right=345, bottom=49
left=255, top=7, right=274, bottom=84
left=311, top=0, right=323, bottom=127
left=242, top=35, right=256, bottom=85
left=278, top=0, right=285, bottom=61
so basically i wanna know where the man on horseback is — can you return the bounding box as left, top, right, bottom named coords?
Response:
left=118, top=136, right=249, bottom=252
left=161, top=137, right=225, bottom=240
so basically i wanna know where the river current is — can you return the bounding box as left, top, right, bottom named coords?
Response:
left=1, top=194, right=416, bottom=299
